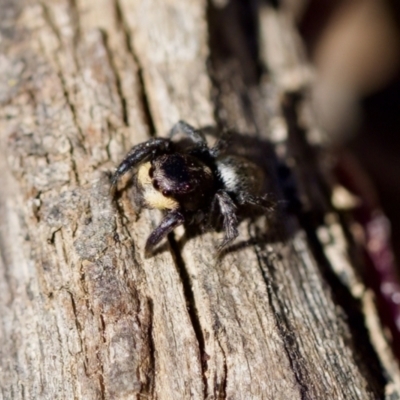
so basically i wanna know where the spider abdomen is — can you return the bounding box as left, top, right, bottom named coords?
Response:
left=217, top=155, right=264, bottom=195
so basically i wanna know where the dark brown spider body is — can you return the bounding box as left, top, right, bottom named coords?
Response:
left=150, top=153, right=216, bottom=212
left=111, top=121, right=273, bottom=255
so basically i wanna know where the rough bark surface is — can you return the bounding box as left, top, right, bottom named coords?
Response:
left=0, top=0, right=399, bottom=399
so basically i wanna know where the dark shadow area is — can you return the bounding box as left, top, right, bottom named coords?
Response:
left=207, top=0, right=261, bottom=85
left=350, top=76, right=400, bottom=264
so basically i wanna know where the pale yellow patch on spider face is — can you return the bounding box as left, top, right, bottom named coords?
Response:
left=137, top=162, right=178, bottom=210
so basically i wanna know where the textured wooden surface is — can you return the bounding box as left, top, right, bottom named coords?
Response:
left=0, top=0, right=399, bottom=399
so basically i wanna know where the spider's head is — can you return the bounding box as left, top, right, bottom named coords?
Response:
left=136, top=152, right=216, bottom=212
left=150, top=153, right=197, bottom=197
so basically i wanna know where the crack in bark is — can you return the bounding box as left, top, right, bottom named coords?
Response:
left=66, top=289, right=84, bottom=354
left=55, top=67, right=85, bottom=145
left=41, top=4, right=86, bottom=155
left=215, top=338, right=227, bottom=399
left=113, top=0, right=156, bottom=136
left=66, top=137, right=81, bottom=186
left=254, top=247, right=310, bottom=399
left=141, top=297, right=155, bottom=398
left=167, top=234, right=208, bottom=399
left=100, top=31, right=129, bottom=127
left=67, top=0, right=81, bottom=49
left=98, top=314, right=107, bottom=400
left=65, top=290, right=82, bottom=400
left=40, top=4, right=62, bottom=44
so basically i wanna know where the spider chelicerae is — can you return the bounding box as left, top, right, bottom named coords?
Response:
left=111, top=121, right=274, bottom=254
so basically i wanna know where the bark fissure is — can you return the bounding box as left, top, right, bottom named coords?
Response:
left=98, top=314, right=107, bottom=400
left=67, top=289, right=84, bottom=355
left=215, top=338, right=228, bottom=399
left=255, top=248, right=309, bottom=399
left=168, top=234, right=208, bottom=398
left=113, top=0, right=156, bottom=136
left=67, top=0, right=82, bottom=48
left=100, top=31, right=129, bottom=127
left=41, top=4, right=85, bottom=148
left=41, top=4, right=63, bottom=45
left=141, top=297, right=155, bottom=398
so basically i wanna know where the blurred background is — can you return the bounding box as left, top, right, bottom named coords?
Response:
left=290, top=0, right=400, bottom=265
left=290, top=0, right=400, bottom=263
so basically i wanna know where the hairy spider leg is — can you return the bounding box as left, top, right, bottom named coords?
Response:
left=169, top=120, right=207, bottom=145
left=215, top=190, right=239, bottom=252
left=237, top=193, right=276, bottom=213
left=210, top=127, right=231, bottom=158
left=169, top=121, right=230, bottom=159
left=169, top=121, right=231, bottom=174
left=111, top=138, right=171, bottom=195
left=145, top=209, right=185, bottom=254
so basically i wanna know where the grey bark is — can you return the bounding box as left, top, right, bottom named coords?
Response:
left=0, top=0, right=399, bottom=399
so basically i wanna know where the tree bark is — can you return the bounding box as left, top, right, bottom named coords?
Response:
left=0, top=0, right=399, bottom=399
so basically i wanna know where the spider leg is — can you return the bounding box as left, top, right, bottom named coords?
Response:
left=237, top=193, right=275, bottom=213
left=145, top=209, right=185, bottom=255
left=215, top=190, right=239, bottom=252
left=210, top=127, right=230, bottom=157
left=111, top=138, right=171, bottom=195
left=169, top=120, right=207, bottom=146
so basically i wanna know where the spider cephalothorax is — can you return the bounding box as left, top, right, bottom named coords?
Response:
left=111, top=121, right=273, bottom=254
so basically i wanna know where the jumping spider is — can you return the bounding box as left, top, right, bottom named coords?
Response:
left=111, top=121, right=273, bottom=254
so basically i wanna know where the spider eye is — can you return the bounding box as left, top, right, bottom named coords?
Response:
left=162, top=190, right=171, bottom=197
left=153, top=180, right=160, bottom=190
left=149, top=166, right=154, bottom=178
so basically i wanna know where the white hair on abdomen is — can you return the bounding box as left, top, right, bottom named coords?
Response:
left=217, top=161, right=239, bottom=192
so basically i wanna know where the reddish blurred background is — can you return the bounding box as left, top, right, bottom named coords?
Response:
left=293, top=0, right=400, bottom=263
